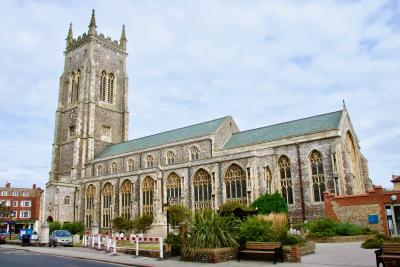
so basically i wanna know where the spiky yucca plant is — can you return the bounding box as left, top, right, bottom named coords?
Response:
left=182, top=209, right=239, bottom=257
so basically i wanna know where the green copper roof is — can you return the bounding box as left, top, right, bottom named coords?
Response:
left=96, top=116, right=228, bottom=159
left=223, top=110, right=343, bottom=150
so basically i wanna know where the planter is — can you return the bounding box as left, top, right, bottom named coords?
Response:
left=182, top=247, right=237, bottom=263
left=309, top=234, right=374, bottom=243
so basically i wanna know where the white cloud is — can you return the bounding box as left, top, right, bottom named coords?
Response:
left=0, top=0, right=399, bottom=189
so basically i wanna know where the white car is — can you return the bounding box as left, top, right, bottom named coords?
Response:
left=49, top=230, right=73, bottom=247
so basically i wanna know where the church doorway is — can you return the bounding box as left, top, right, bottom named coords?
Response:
left=46, top=216, right=54, bottom=223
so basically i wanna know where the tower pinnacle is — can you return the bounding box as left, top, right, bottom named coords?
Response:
left=88, top=9, right=97, bottom=35
left=120, top=24, right=127, bottom=49
left=66, top=23, right=73, bottom=48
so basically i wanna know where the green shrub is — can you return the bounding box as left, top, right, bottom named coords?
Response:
left=389, top=236, right=400, bottom=243
left=375, top=233, right=389, bottom=240
left=334, top=223, right=363, bottom=236
left=304, top=218, right=337, bottom=237
left=182, top=209, right=239, bottom=257
left=165, top=233, right=181, bottom=256
left=168, top=205, right=191, bottom=228
left=283, top=234, right=306, bottom=246
left=49, top=221, right=61, bottom=234
left=219, top=201, right=251, bottom=212
left=361, top=238, right=383, bottom=249
left=62, top=222, right=84, bottom=235
left=251, top=193, right=288, bottom=215
left=132, top=214, right=154, bottom=233
left=112, top=217, right=132, bottom=233
left=239, top=216, right=277, bottom=242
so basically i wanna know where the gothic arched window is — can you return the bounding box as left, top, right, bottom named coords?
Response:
left=96, top=165, right=103, bottom=176
left=224, top=164, right=247, bottom=205
left=127, top=158, right=134, bottom=171
left=100, top=71, right=107, bottom=102
left=142, top=176, right=154, bottom=215
left=166, top=173, right=181, bottom=202
left=111, top=162, right=118, bottom=174
left=120, top=180, right=132, bottom=219
left=70, top=72, right=76, bottom=104
left=146, top=155, right=154, bottom=168
left=310, top=150, right=326, bottom=202
left=345, top=131, right=362, bottom=193
left=193, top=169, right=212, bottom=209
left=102, top=183, right=112, bottom=228
left=166, top=151, right=175, bottom=165
left=107, top=73, right=114, bottom=104
left=75, top=70, right=80, bottom=102
left=265, top=166, right=272, bottom=194
left=279, top=156, right=294, bottom=204
left=189, top=146, right=200, bottom=161
left=85, top=185, right=95, bottom=227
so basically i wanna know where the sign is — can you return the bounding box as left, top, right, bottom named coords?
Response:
left=168, top=197, right=180, bottom=205
left=368, top=214, right=379, bottom=224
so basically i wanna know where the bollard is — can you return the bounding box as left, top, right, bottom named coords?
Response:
left=159, top=237, right=163, bottom=259
left=97, top=235, right=101, bottom=250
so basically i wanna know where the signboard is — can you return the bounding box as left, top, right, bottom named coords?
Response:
left=168, top=197, right=180, bottom=205
left=368, top=214, right=379, bottom=224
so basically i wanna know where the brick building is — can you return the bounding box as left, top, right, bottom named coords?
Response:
left=43, top=11, right=371, bottom=236
left=0, top=183, right=43, bottom=233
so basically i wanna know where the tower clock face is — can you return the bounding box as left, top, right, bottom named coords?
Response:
left=68, top=110, right=77, bottom=123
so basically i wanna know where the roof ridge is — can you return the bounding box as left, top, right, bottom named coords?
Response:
left=108, top=115, right=230, bottom=147
left=231, top=110, right=343, bottom=136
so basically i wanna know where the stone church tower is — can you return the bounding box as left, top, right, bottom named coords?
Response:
left=43, top=10, right=129, bottom=223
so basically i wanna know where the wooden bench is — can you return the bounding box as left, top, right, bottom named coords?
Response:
left=238, top=242, right=283, bottom=264
left=375, top=243, right=400, bottom=267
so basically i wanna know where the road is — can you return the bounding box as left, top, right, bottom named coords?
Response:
left=0, top=247, right=128, bottom=267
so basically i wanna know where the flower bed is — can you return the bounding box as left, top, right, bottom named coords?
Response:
left=181, top=247, right=237, bottom=263
left=309, top=234, right=374, bottom=243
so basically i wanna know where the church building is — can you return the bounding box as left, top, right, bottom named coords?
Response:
left=43, top=11, right=371, bottom=235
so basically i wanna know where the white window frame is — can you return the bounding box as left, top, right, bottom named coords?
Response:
left=13, top=201, right=18, bottom=207
left=22, top=192, right=29, bottom=197
left=20, top=210, right=30, bottom=218
left=21, top=200, right=31, bottom=207
left=1, top=191, right=8, bottom=196
left=12, top=191, right=19, bottom=196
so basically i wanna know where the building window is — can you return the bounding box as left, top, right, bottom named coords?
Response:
left=20, top=211, right=30, bottom=218
left=96, top=165, right=104, bottom=176
left=102, top=183, right=112, bottom=228
left=331, top=152, right=338, bottom=174
left=146, top=155, right=154, bottom=168
left=22, top=191, right=29, bottom=197
left=101, top=126, right=112, bottom=142
left=127, top=158, right=134, bottom=171
left=193, top=169, right=212, bottom=209
left=265, top=166, right=272, bottom=194
left=224, top=164, right=247, bottom=205
left=12, top=191, right=19, bottom=197
left=166, top=151, right=175, bottom=165
left=107, top=73, right=114, bottom=104
left=334, top=177, right=341, bottom=196
left=100, top=70, right=107, bottom=102
left=64, top=195, right=71, bottom=205
left=21, top=201, right=31, bottom=207
left=142, top=177, right=154, bottom=215
left=279, top=156, right=294, bottom=204
left=69, top=126, right=75, bottom=139
left=189, top=146, right=200, bottom=161
left=70, top=72, right=75, bottom=104
left=111, top=162, right=118, bottom=174
left=310, top=150, right=326, bottom=202
left=85, top=185, right=95, bottom=227
left=345, top=131, right=362, bottom=193
left=121, top=180, right=132, bottom=219
left=13, top=201, right=18, bottom=207
left=1, top=191, right=8, bottom=196
left=166, top=173, right=181, bottom=203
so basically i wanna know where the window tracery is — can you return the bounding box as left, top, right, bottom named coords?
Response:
left=107, top=73, right=114, bottom=104
left=127, top=158, right=134, bottom=171
left=310, top=150, right=326, bottom=202
left=121, top=180, right=132, bottom=219
left=111, top=162, right=118, bottom=174
left=190, top=146, right=200, bottom=161
left=193, top=169, right=212, bottom=209
left=224, top=164, right=247, bottom=205
left=279, top=156, right=294, bottom=204
left=100, top=71, right=107, bottom=102
left=146, top=155, right=154, bottom=168
left=166, top=151, right=175, bottom=165
left=102, top=183, right=112, bottom=228
left=166, top=173, right=181, bottom=202
left=265, top=166, right=272, bottom=194
left=85, top=185, right=95, bottom=227
left=142, top=177, right=154, bottom=215
left=96, top=165, right=103, bottom=176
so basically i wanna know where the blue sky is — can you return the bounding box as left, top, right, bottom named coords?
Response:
left=0, top=0, right=399, bottom=189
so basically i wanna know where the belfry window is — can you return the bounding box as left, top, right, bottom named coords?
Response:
left=107, top=73, right=114, bottom=104
left=100, top=71, right=107, bottom=102
left=310, top=150, right=326, bottom=202
left=279, top=156, right=294, bottom=204
left=224, top=164, right=247, bottom=205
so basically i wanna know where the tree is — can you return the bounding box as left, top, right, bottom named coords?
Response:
left=49, top=221, right=62, bottom=234
left=0, top=202, right=12, bottom=223
left=251, top=192, right=288, bottom=214
left=132, top=214, right=154, bottom=233
left=168, top=204, right=191, bottom=228
left=62, top=222, right=84, bottom=235
left=112, top=217, right=131, bottom=233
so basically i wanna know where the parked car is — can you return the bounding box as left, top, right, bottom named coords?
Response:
left=0, top=230, right=7, bottom=244
left=49, top=230, right=72, bottom=247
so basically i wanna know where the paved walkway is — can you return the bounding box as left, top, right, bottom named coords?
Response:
left=0, top=242, right=376, bottom=267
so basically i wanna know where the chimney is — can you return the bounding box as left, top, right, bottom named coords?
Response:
left=33, top=184, right=36, bottom=190
left=5, top=182, right=11, bottom=188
